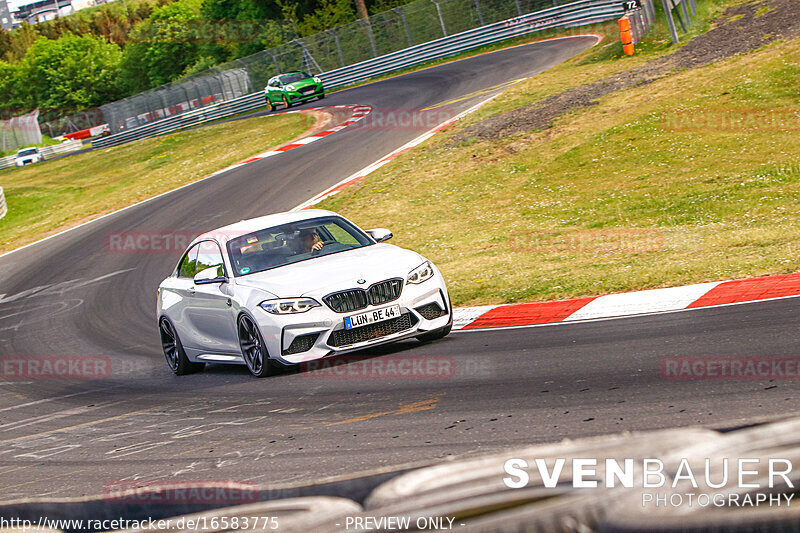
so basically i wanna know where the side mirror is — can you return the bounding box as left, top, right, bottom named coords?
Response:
left=194, top=266, right=227, bottom=285
left=367, top=228, right=393, bottom=243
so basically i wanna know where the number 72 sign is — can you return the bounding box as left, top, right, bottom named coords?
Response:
left=623, top=0, right=642, bottom=10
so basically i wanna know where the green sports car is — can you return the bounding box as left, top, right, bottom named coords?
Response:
left=264, top=71, right=325, bottom=111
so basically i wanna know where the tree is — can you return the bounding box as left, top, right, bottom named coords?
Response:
left=0, top=61, right=24, bottom=115
left=354, top=0, right=369, bottom=20
left=118, top=0, right=203, bottom=90
left=16, top=34, right=124, bottom=113
left=300, top=0, right=357, bottom=35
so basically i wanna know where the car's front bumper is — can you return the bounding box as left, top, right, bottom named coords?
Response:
left=285, top=85, right=324, bottom=103
left=254, top=277, right=451, bottom=365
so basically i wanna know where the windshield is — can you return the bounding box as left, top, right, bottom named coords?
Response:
left=279, top=72, right=311, bottom=84
left=17, top=148, right=38, bottom=156
left=227, top=216, right=372, bottom=276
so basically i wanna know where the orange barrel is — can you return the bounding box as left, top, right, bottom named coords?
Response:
left=618, top=16, right=634, bottom=55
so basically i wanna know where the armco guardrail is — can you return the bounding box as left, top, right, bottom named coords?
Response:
left=320, top=0, right=624, bottom=88
left=0, top=186, right=7, bottom=220
left=0, top=140, right=84, bottom=170
left=94, top=0, right=627, bottom=149
left=93, top=93, right=266, bottom=148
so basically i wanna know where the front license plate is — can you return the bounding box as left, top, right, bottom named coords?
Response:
left=344, top=305, right=401, bottom=330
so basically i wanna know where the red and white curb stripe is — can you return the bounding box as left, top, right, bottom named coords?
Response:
left=210, top=105, right=372, bottom=177
left=453, top=272, right=800, bottom=330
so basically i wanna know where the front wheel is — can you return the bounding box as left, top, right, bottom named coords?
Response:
left=238, top=314, right=275, bottom=378
left=416, top=324, right=452, bottom=343
left=283, top=95, right=292, bottom=109
left=160, top=317, right=204, bottom=375
left=267, top=98, right=276, bottom=112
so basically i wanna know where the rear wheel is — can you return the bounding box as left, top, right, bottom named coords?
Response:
left=160, top=317, right=204, bottom=375
left=238, top=314, right=275, bottom=378
left=267, top=97, right=276, bottom=112
left=283, top=95, right=292, bottom=109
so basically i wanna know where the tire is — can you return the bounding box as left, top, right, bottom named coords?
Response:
left=238, top=313, right=275, bottom=378
left=416, top=324, right=452, bottom=343
left=160, top=317, right=204, bottom=375
left=283, top=95, right=292, bottom=109
left=267, top=98, right=276, bottom=112
left=318, top=93, right=325, bottom=100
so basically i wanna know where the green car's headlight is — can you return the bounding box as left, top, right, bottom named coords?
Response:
left=313, top=77, right=322, bottom=83
left=260, top=298, right=320, bottom=314
left=407, top=261, right=434, bottom=284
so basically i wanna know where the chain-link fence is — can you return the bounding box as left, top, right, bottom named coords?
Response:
left=1, top=109, right=42, bottom=152
left=99, top=0, right=562, bottom=134
left=40, top=109, right=106, bottom=139
left=102, top=68, right=251, bottom=134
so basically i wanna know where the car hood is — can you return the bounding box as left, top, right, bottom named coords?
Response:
left=233, top=244, right=424, bottom=298
left=291, top=79, right=318, bottom=88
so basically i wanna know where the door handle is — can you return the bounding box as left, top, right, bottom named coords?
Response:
left=189, top=287, right=196, bottom=295
left=226, top=298, right=232, bottom=307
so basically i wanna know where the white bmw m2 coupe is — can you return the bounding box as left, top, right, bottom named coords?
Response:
left=157, top=210, right=452, bottom=377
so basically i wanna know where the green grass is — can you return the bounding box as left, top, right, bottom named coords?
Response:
left=0, top=112, right=314, bottom=253
left=1, top=136, right=61, bottom=157
left=318, top=2, right=800, bottom=307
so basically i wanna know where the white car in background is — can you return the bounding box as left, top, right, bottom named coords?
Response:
left=157, top=210, right=452, bottom=377
left=14, top=147, right=42, bottom=166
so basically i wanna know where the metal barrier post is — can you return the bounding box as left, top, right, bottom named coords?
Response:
left=326, top=30, right=346, bottom=67
left=680, top=0, right=691, bottom=26
left=392, top=7, right=414, bottom=47
left=474, top=0, right=485, bottom=26
left=359, top=19, right=379, bottom=56
left=0, top=186, right=7, bottom=221
left=431, top=0, right=448, bottom=37
left=662, top=0, right=679, bottom=42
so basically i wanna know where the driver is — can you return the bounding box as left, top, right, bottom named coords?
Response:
left=296, top=228, right=324, bottom=253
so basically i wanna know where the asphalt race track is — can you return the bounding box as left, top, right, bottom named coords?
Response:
left=1, top=35, right=799, bottom=501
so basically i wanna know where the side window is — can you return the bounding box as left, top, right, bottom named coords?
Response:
left=177, top=243, right=200, bottom=278
left=195, top=240, right=226, bottom=278
left=324, top=222, right=360, bottom=245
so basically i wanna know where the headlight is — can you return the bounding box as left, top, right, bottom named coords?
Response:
left=407, top=261, right=434, bottom=284
left=286, top=84, right=296, bottom=91
left=260, top=298, right=320, bottom=314
left=313, top=77, right=322, bottom=83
